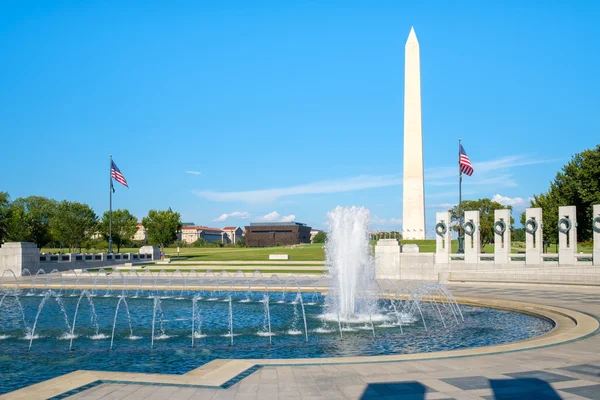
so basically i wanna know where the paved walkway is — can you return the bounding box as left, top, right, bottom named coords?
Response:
left=23, top=284, right=600, bottom=399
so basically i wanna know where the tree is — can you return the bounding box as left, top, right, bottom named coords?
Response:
left=236, top=236, right=246, bottom=247
left=191, top=237, right=206, bottom=247
left=50, top=201, right=98, bottom=252
left=142, top=209, right=182, bottom=251
left=0, top=192, right=10, bottom=244
left=4, top=202, right=32, bottom=242
left=98, top=209, right=138, bottom=252
left=529, top=145, right=600, bottom=243
left=449, top=198, right=513, bottom=249
left=312, top=231, right=327, bottom=243
left=512, top=228, right=525, bottom=242
left=9, top=196, right=57, bottom=248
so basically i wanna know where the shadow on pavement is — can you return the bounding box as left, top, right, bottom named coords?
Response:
left=359, top=378, right=564, bottom=399
left=360, top=381, right=427, bottom=398
left=488, top=378, right=561, bottom=399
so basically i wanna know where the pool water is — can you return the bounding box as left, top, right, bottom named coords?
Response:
left=0, top=290, right=553, bottom=395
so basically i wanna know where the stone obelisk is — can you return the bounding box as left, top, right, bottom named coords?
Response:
left=402, top=27, right=425, bottom=240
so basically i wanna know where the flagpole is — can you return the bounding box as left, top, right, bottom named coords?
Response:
left=109, top=154, right=113, bottom=254
left=457, top=139, right=464, bottom=254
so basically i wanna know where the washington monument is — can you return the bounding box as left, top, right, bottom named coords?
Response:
left=402, top=27, right=426, bottom=240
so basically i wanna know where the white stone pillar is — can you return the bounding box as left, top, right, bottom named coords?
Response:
left=402, top=27, right=426, bottom=240
left=558, top=206, right=577, bottom=265
left=374, top=239, right=401, bottom=279
left=435, top=211, right=451, bottom=264
left=464, top=210, right=480, bottom=264
left=593, top=204, right=600, bottom=266
left=140, top=245, right=160, bottom=260
left=0, top=242, right=40, bottom=276
left=494, top=209, right=511, bottom=264
left=525, top=207, right=543, bottom=265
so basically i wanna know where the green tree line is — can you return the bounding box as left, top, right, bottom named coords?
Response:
left=0, top=193, right=183, bottom=252
left=526, top=145, right=600, bottom=244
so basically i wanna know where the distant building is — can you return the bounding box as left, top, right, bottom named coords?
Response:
left=244, top=222, right=312, bottom=247
left=178, top=226, right=226, bottom=244
left=222, top=226, right=244, bottom=244
left=133, top=223, right=148, bottom=241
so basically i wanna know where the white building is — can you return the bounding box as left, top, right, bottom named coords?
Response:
left=222, top=226, right=243, bottom=244
left=178, top=226, right=227, bottom=244
left=133, top=223, right=148, bottom=241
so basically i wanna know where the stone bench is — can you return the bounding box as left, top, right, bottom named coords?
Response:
left=269, top=254, right=289, bottom=260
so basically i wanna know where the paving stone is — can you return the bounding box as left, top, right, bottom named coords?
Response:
left=562, top=364, right=600, bottom=378
left=560, top=384, right=600, bottom=400
left=441, top=376, right=491, bottom=390
left=504, top=370, right=577, bottom=383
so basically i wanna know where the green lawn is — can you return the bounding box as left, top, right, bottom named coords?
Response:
left=41, top=240, right=595, bottom=263
left=127, top=268, right=323, bottom=274
left=42, top=244, right=327, bottom=261
left=182, top=244, right=326, bottom=261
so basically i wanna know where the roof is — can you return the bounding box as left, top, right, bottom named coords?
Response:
left=137, top=223, right=143, bottom=227
left=222, top=226, right=239, bottom=231
left=249, top=222, right=307, bottom=227
left=181, top=226, right=223, bottom=232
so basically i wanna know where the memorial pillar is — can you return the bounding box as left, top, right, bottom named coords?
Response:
left=593, top=204, right=600, bottom=266
left=525, top=208, right=543, bottom=265
left=558, top=206, right=577, bottom=265
left=464, top=210, right=480, bottom=264
left=435, top=211, right=451, bottom=264
left=494, top=209, right=511, bottom=264
left=0, top=242, right=40, bottom=276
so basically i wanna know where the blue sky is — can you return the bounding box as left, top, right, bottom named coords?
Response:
left=1, top=1, right=599, bottom=236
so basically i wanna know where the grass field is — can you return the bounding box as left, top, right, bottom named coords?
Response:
left=41, top=244, right=327, bottom=261
left=127, top=268, right=323, bottom=274
left=41, top=240, right=595, bottom=262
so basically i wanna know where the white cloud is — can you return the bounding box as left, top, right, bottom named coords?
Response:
left=280, top=214, right=296, bottom=222
left=212, top=211, right=251, bottom=222
left=425, top=155, right=556, bottom=188
left=429, top=174, right=518, bottom=188
left=194, top=155, right=556, bottom=204
left=185, top=170, right=202, bottom=175
left=255, top=211, right=296, bottom=222
left=474, top=156, right=558, bottom=174
left=427, top=203, right=456, bottom=209
left=492, top=194, right=531, bottom=210
left=371, top=216, right=403, bottom=226
left=194, top=174, right=403, bottom=204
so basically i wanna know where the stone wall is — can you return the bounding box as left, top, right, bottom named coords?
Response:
left=374, top=238, right=600, bottom=285
left=0, top=242, right=158, bottom=276
left=374, top=204, right=600, bottom=285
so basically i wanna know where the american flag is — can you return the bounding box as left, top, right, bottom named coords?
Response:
left=111, top=160, right=129, bottom=188
left=459, top=144, right=474, bottom=176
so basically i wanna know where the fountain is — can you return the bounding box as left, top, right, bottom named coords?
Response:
left=69, top=290, right=101, bottom=350
left=0, top=206, right=557, bottom=396
left=110, top=295, right=135, bottom=350
left=324, top=206, right=377, bottom=321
